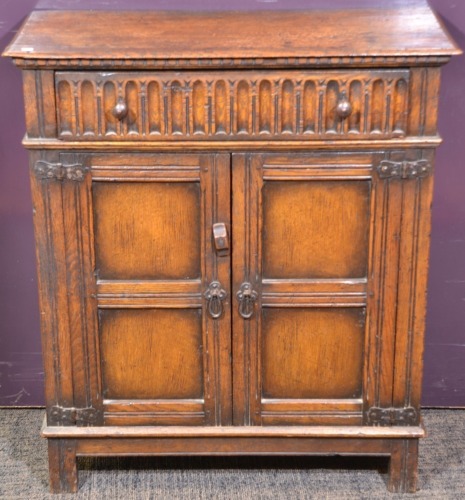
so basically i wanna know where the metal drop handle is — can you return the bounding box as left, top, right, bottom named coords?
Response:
left=236, top=282, right=258, bottom=319
left=204, top=281, right=227, bottom=319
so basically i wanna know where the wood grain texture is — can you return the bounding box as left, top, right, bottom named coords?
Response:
left=99, top=308, right=203, bottom=400
left=262, top=308, right=365, bottom=399
left=59, top=153, right=101, bottom=419
left=22, top=137, right=444, bottom=151
left=363, top=152, right=420, bottom=422
left=41, top=418, right=425, bottom=439
left=4, top=9, right=459, bottom=62
left=389, top=439, right=419, bottom=493
left=262, top=180, right=370, bottom=279
left=48, top=439, right=78, bottom=494
left=90, top=152, right=232, bottom=426
left=392, top=150, right=435, bottom=415
left=93, top=181, right=201, bottom=280
left=29, top=151, right=67, bottom=411
left=73, top=436, right=395, bottom=456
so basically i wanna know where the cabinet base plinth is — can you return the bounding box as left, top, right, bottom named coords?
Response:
left=42, top=419, right=423, bottom=493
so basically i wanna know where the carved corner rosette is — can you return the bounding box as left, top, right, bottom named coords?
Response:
left=366, top=406, right=418, bottom=426
left=47, top=405, right=101, bottom=426
left=33, top=160, right=88, bottom=182
left=377, top=159, right=432, bottom=180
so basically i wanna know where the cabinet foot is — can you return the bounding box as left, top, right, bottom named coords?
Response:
left=388, top=439, right=419, bottom=493
left=48, top=439, right=78, bottom=493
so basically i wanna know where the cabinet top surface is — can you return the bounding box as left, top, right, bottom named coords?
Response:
left=4, top=7, right=460, bottom=63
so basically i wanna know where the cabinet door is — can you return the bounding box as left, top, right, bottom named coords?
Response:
left=93, top=153, right=232, bottom=425
left=37, top=152, right=232, bottom=426
left=232, top=152, right=403, bottom=426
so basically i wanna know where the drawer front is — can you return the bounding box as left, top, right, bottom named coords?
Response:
left=55, top=69, right=410, bottom=141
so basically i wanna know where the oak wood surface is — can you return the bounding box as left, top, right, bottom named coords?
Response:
left=262, top=180, right=370, bottom=278
left=41, top=418, right=425, bottom=439
left=51, top=69, right=411, bottom=141
left=93, top=181, right=201, bottom=280
left=4, top=9, right=460, bottom=61
left=262, top=308, right=365, bottom=399
left=100, top=308, right=203, bottom=400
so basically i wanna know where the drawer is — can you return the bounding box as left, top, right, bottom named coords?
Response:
left=55, top=69, right=410, bottom=141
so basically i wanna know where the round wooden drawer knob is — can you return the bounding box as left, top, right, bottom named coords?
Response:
left=336, top=94, right=352, bottom=119
left=112, top=99, right=129, bottom=120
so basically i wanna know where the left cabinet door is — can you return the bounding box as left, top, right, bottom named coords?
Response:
left=32, top=152, right=232, bottom=426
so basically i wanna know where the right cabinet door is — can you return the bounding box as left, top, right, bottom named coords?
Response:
left=232, top=152, right=406, bottom=426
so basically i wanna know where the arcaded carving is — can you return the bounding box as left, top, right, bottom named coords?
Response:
left=55, top=70, right=410, bottom=141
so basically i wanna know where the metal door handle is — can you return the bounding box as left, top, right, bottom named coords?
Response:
left=204, top=281, right=227, bottom=319
left=236, top=282, right=258, bottom=319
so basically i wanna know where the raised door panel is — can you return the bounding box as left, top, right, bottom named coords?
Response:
left=99, top=309, right=203, bottom=400
left=93, top=181, right=201, bottom=280
left=232, top=152, right=408, bottom=426
left=262, top=308, right=365, bottom=400
left=87, top=153, right=231, bottom=426
left=262, top=179, right=370, bottom=279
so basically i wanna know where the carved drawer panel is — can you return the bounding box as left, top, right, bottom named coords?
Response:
left=55, top=69, right=410, bottom=141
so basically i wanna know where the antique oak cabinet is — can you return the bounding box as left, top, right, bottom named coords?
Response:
left=4, top=4, right=460, bottom=494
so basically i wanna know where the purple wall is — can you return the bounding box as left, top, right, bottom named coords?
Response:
left=0, top=0, right=464, bottom=407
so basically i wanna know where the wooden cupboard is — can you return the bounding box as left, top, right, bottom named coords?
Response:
left=3, top=5, right=460, bottom=494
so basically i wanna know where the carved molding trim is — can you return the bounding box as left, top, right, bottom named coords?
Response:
left=33, top=160, right=88, bottom=181
left=377, top=159, right=432, bottom=180
left=47, top=405, right=101, bottom=426
left=366, top=406, right=418, bottom=426
left=14, top=55, right=451, bottom=70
